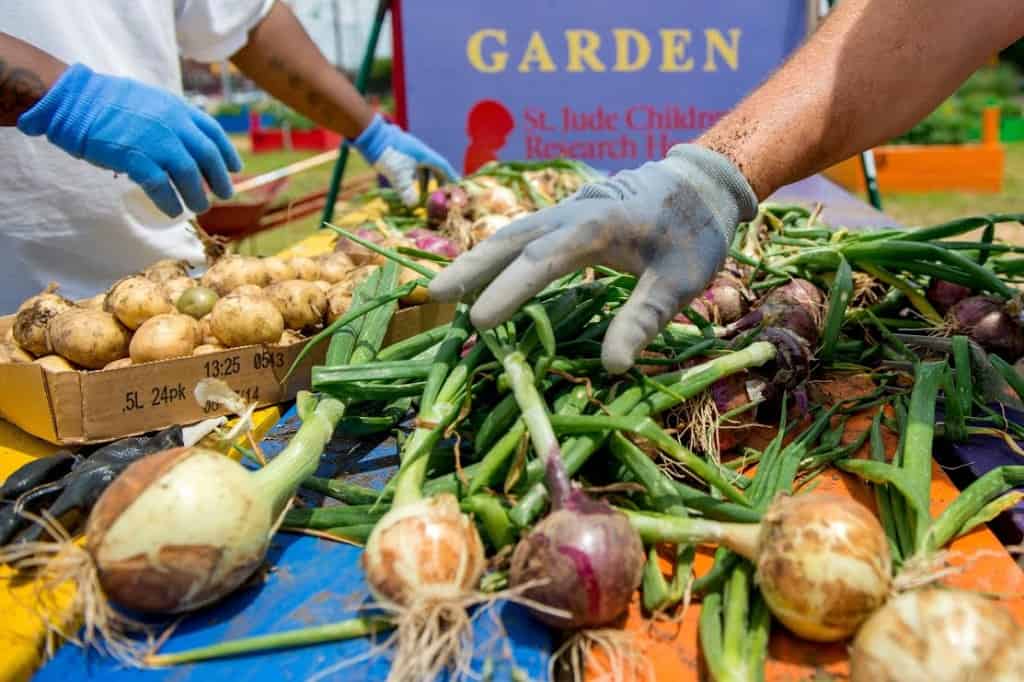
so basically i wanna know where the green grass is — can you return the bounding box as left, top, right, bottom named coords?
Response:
left=229, top=135, right=371, bottom=257
left=879, top=142, right=1024, bottom=242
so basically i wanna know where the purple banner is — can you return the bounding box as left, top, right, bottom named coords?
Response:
left=396, top=1, right=809, bottom=174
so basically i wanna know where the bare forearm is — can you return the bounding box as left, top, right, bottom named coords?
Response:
left=698, top=0, right=1024, bottom=199
left=0, top=32, right=66, bottom=126
left=231, top=1, right=374, bottom=139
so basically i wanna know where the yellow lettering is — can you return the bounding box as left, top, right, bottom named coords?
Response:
left=467, top=29, right=508, bottom=73
left=704, top=28, right=741, bottom=71
left=659, top=29, right=694, bottom=72
left=518, top=31, right=557, bottom=72
left=612, top=29, right=650, bottom=72
left=565, top=29, right=606, bottom=72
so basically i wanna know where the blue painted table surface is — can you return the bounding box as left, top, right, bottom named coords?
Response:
left=35, top=174, right=913, bottom=682
left=35, top=406, right=552, bottom=682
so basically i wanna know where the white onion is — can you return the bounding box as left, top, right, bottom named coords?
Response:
left=850, top=588, right=1023, bottom=682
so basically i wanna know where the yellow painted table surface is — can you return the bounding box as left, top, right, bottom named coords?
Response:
left=0, top=219, right=368, bottom=681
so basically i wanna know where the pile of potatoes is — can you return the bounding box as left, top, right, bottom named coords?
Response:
left=0, top=250, right=431, bottom=373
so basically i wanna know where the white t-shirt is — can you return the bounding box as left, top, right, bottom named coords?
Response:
left=0, top=0, right=274, bottom=312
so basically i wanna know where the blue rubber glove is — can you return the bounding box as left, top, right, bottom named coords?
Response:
left=353, top=114, right=459, bottom=206
left=17, top=63, right=241, bottom=218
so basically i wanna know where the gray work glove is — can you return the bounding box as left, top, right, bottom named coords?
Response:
left=428, top=144, right=758, bottom=374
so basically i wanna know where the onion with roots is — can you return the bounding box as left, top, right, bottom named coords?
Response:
left=14, top=285, right=74, bottom=356
left=264, top=280, right=327, bottom=332
left=129, top=314, right=199, bottom=363
left=104, top=277, right=174, bottom=330
left=47, top=310, right=130, bottom=369
left=426, top=185, right=469, bottom=225
left=926, top=278, right=972, bottom=315
left=698, top=272, right=750, bottom=324
left=945, top=295, right=1024, bottom=360
left=176, top=286, right=219, bottom=319
left=469, top=182, right=519, bottom=215
left=162, top=277, right=196, bottom=307
left=210, top=294, right=285, bottom=348
left=404, top=228, right=461, bottom=259
left=287, top=256, right=320, bottom=282
left=316, top=252, right=356, bottom=284
left=262, top=256, right=296, bottom=284
left=726, top=278, right=824, bottom=347
left=850, top=588, right=1024, bottom=681
left=200, top=256, right=270, bottom=296
left=362, top=494, right=485, bottom=608
left=628, top=492, right=891, bottom=642
left=143, top=259, right=191, bottom=284
left=334, top=227, right=398, bottom=266
left=468, top=214, right=513, bottom=247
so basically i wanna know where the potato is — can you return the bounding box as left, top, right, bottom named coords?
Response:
left=193, top=343, right=226, bottom=356
left=105, top=276, right=173, bottom=330
left=399, top=260, right=441, bottom=306
left=79, top=293, right=107, bottom=310
left=200, top=255, right=270, bottom=296
left=163, top=276, right=196, bottom=306
left=48, top=310, right=130, bottom=369
left=264, top=280, right=327, bottom=331
left=34, top=355, right=77, bottom=373
left=144, top=258, right=191, bottom=284
left=263, top=256, right=296, bottom=284
left=276, top=329, right=303, bottom=346
left=129, top=313, right=199, bottom=363
left=197, top=314, right=218, bottom=345
left=312, top=280, right=332, bottom=294
left=13, top=287, right=74, bottom=356
left=210, top=294, right=284, bottom=348
left=288, top=256, right=320, bottom=282
left=226, top=284, right=265, bottom=299
left=317, top=252, right=355, bottom=284
left=0, top=342, right=34, bottom=364
left=326, top=283, right=352, bottom=324
left=103, top=357, right=133, bottom=370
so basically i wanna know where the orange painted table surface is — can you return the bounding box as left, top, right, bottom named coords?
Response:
left=612, top=396, right=1024, bottom=682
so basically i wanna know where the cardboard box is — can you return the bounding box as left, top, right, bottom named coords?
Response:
left=0, top=303, right=455, bottom=446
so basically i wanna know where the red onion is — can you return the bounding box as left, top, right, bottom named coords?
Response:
left=426, top=186, right=469, bottom=225
left=404, top=228, right=461, bottom=259
left=726, top=279, right=823, bottom=347
left=701, top=272, right=750, bottom=324
left=926, top=279, right=971, bottom=315
left=947, top=295, right=1024, bottom=360
left=509, top=458, right=644, bottom=630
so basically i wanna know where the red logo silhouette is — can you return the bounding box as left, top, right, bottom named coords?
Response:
left=464, top=100, right=515, bottom=174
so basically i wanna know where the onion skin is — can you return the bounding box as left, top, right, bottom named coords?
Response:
left=86, top=447, right=273, bottom=613
left=362, top=494, right=485, bottom=607
left=755, top=493, right=891, bottom=642
left=947, top=295, right=1024, bottom=360
left=405, top=228, right=461, bottom=259
left=427, top=186, right=469, bottom=225
left=850, top=588, right=1019, bottom=682
left=509, top=490, right=644, bottom=630
left=926, top=279, right=972, bottom=315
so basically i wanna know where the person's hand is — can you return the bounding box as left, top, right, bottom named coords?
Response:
left=429, top=145, right=758, bottom=374
left=17, top=63, right=241, bottom=218
left=353, top=114, right=459, bottom=206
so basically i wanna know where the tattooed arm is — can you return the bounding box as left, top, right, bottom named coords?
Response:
left=231, top=0, right=458, bottom=202
left=0, top=32, right=66, bottom=126
left=230, top=1, right=373, bottom=139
